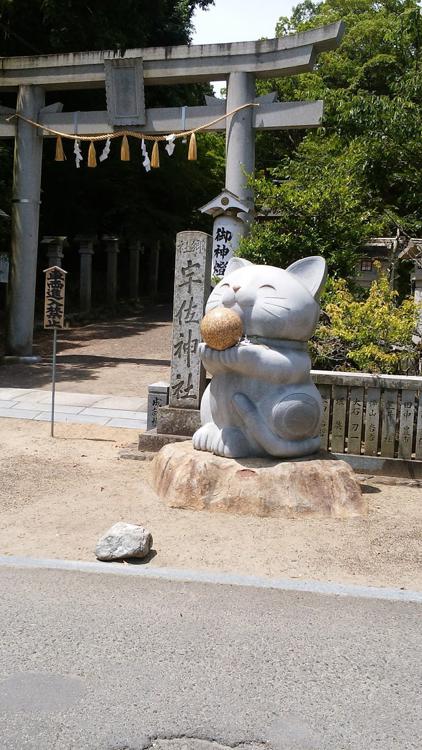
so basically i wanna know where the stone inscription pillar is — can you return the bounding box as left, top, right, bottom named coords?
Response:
left=169, top=230, right=212, bottom=410
left=77, top=236, right=95, bottom=313
left=103, top=235, right=119, bottom=307
left=149, top=239, right=160, bottom=297
left=6, top=84, right=45, bottom=358
left=225, top=71, right=256, bottom=214
left=129, top=239, right=141, bottom=299
left=147, top=381, right=170, bottom=430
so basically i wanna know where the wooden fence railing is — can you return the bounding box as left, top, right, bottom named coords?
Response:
left=312, top=370, right=422, bottom=461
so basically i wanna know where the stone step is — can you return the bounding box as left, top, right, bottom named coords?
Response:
left=137, top=428, right=191, bottom=453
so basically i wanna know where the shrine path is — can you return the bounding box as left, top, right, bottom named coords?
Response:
left=0, top=305, right=173, bottom=398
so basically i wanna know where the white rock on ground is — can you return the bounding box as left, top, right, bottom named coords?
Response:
left=95, top=522, right=152, bottom=561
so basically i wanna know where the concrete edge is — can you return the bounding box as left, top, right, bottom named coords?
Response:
left=0, top=555, right=421, bottom=603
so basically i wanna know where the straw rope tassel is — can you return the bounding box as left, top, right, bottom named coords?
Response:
left=54, top=135, right=66, bottom=161
left=188, top=132, right=197, bottom=161
left=151, top=141, right=160, bottom=168
left=121, top=134, right=130, bottom=161
left=88, top=141, right=97, bottom=168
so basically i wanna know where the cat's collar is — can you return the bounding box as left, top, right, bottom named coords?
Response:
left=242, top=336, right=308, bottom=351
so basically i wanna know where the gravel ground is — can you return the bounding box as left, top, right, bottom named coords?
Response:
left=0, top=417, right=421, bottom=590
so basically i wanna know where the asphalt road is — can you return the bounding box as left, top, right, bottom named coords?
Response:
left=0, top=564, right=421, bottom=750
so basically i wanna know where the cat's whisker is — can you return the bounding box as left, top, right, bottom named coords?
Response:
left=262, top=302, right=290, bottom=310
left=262, top=306, right=282, bottom=318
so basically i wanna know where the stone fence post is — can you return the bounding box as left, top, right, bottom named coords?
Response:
left=77, top=235, right=95, bottom=313
left=103, top=235, right=120, bottom=307
left=149, top=240, right=160, bottom=297
left=129, top=239, right=142, bottom=299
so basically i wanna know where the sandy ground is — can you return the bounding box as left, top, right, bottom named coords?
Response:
left=1, top=417, right=421, bottom=591
left=1, top=308, right=421, bottom=590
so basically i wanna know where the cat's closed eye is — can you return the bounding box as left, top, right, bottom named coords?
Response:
left=259, top=284, right=276, bottom=290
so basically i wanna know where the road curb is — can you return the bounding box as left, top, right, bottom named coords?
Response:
left=1, top=555, right=421, bottom=603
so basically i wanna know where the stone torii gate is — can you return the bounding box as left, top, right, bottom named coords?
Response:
left=0, top=21, right=344, bottom=359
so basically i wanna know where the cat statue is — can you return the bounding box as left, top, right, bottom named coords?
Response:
left=193, top=255, right=327, bottom=459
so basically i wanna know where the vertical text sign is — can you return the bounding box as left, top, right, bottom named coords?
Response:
left=212, top=216, right=239, bottom=278
left=170, top=231, right=212, bottom=409
left=44, top=266, right=67, bottom=329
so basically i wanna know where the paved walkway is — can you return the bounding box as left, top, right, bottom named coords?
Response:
left=0, top=387, right=148, bottom=430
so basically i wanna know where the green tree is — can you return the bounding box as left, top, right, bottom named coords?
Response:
left=0, top=1, right=213, bottom=54
left=242, top=0, right=422, bottom=277
left=240, top=134, right=383, bottom=275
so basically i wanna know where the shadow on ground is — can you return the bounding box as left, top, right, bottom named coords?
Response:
left=0, top=305, right=172, bottom=390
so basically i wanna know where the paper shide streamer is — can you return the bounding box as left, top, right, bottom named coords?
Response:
left=141, top=139, right=151, bottom=172
left=165, top=133, right=176, bottom=156
left=74, top=139, right=83, bottom=168
left=99, top=137, right=111, bottom=162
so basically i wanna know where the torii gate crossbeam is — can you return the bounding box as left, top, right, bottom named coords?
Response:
left=0, top=22, right=343, bottom=88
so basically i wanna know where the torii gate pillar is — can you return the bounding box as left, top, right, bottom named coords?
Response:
left=225, top=71, right=255, bottom=218
left=6, top=85, right=45, bottom=359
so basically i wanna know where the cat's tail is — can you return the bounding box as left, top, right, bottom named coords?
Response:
left=232, top=392, right=320, bottom=458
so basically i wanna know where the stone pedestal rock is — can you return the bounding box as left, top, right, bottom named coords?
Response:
left=151, top=442, right=366, bottom=518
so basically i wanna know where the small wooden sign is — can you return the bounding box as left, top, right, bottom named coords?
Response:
left=43, top=265, right=67, bottom=329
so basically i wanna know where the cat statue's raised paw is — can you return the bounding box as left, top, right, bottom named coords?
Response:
left=193, top=255, right=327, bottom=459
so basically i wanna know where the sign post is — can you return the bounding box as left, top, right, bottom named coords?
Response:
left=43, top=266, right=67, bottom=437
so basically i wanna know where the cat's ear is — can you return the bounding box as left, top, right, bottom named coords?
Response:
left=224, top=257, right=252, bottom=276
left=286, top=256, right=327, bottom=300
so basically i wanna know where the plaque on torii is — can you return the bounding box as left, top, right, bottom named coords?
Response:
left=0, top=20, right=344, bottom=358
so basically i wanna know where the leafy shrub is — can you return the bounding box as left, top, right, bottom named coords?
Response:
left=311, top=266, right=421, bottom=374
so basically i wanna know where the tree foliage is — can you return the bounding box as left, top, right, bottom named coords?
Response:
left=311, top=265, right=420, bottom=374
left=241, top=0, right=422, bottom=277
left=0, top=0, right=213, bottom=54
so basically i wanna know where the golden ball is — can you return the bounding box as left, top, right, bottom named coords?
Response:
left=200, top=306, right=243, bottom=350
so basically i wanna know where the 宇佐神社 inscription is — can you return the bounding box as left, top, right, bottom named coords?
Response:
left=170, top=231, right=212, bottom=409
